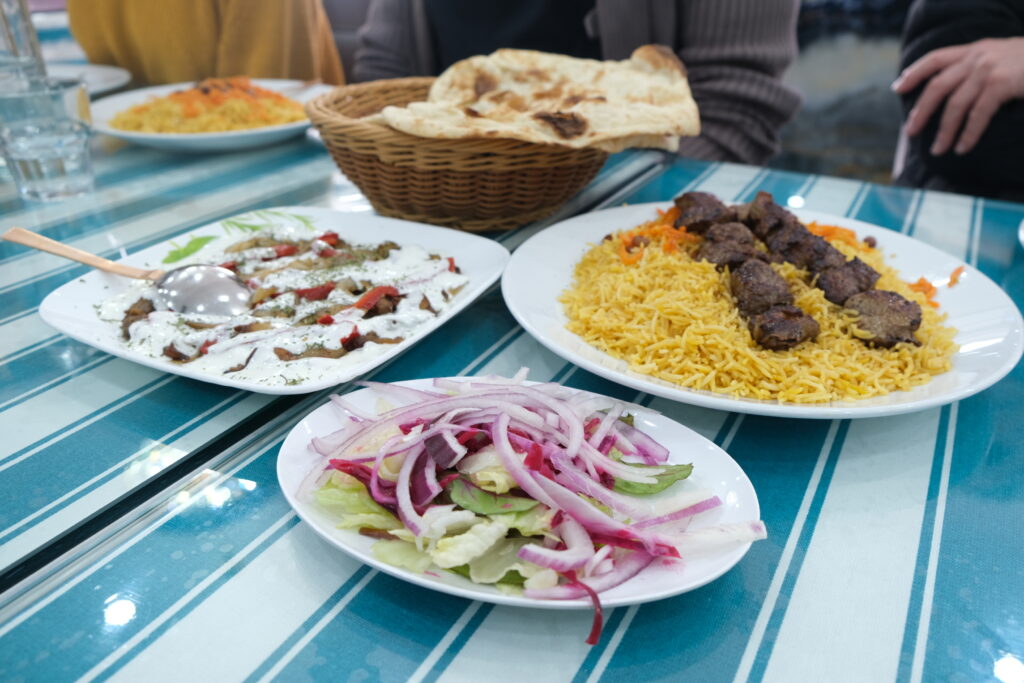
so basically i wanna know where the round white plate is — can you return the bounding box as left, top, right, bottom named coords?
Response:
left=277, top=379, right=762, bottom=609
left=47, top=63, right=131, bottom=96
left=502, top=202, right=1024, bottom=420
left=90, top=79, right=334, bottom=152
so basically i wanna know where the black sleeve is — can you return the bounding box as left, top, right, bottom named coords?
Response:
left=899, top=0, right=1024, bottom=194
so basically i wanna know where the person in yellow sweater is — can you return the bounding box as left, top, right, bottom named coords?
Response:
left=67, top=0, right=345, bottom=86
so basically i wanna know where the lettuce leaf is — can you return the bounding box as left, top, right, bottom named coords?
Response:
left=429, top=519, right=508, bottom=568
left=489, top=506, right=556, bottom=538
left=448, top=477, right=537, bottom=515
left=613, top=463, right=693, bottom=496
left=372, top=540, right=433, bottom=573
left=314, top=471, right=401, bottom=531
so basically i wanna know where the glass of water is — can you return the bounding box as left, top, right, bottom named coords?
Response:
left=1, top=119, right=94, bottom=202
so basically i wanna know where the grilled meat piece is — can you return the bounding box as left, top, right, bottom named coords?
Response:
left=816, top=257, right=880, bottom=305
left=696, top=222, right=767, bottom=270
left=121, top=297, right=155, bottom=339
left=845, top=290, right=922, bottom=347
left=672, top=191, right=737, bottom=233
left=730, top=259, right=794, bottom=316
left=749, top=305, right=820, bottom=350
left=163, top=343, right=192, bottom=362
left=741, top=191, right=801, bottom=240
left=765, top=224, right=846, bottom=273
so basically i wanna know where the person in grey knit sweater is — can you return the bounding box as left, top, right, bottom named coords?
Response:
left=353, top=0, right=801, bottom=165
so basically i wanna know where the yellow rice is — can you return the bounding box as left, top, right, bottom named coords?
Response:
left=560, top=228, right=958, bottom=403
left=110, top=77, right=305, bottom=134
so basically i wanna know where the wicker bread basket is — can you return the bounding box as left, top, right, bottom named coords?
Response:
left=305, top=78, right=609, bottom=232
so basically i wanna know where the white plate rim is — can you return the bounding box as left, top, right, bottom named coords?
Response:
left=502, top=201, right=1024, bottom=419
left=46, top=63, right=132, bottom=96
left=38, top=208, right=510, bottom=395
left=276, top=378, right=763, bottom=609
left=89, top=79, right=332, bottom=149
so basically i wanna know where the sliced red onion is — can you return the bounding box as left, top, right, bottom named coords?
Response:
left=396, top=446, right=426, bottom=536
left=530, top=475, right=677, bottom=557
left=613, top=421, right=669, bottom=464
left=583, top=544, right=613, bottom=577
left=545, top=446, right=653, bottom=522
left=633, top=496, right=723, bottom=529
left=410, top=446, right=442, bottom=508
left=587, top=404, right=623, bottom=449
left=525, top=551, right=655, bottom=600
left=490, top=414, right=560, bottom=509
left=328, top=394, right=375, bottom=421
left=356, top=381, right=446, bottom=403
left=517, top=517, right=593, bottom=571
left=668, top=521, right=768, bottom=553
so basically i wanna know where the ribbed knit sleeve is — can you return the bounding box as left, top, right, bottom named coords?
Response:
left=353, top=0, right=433, bottom=82
left=673, top=0, right=802, bottom=164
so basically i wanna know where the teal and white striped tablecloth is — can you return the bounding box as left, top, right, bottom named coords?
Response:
left=0, top=149, right=1021, bottom=683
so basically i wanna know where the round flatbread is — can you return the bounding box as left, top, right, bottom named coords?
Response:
left=379, top=45, right=700, bottom=153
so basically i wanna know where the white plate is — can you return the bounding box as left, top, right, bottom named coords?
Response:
left=277, top=379, right=761, bottom=609
left=46, top=63, right=131, bottom=96
left=90, top=79, right=333, bottom=152
left=39, top=208, right=510, bottom=395
left=502, top=202, right=1024, bottom=419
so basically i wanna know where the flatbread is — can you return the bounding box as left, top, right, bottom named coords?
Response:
left=378, top=45, right=700, bottom=153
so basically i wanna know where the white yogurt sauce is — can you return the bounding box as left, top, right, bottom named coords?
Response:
left=98, top=226, right=469, bottom=387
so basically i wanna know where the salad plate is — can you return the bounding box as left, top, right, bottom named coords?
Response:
left=277, top=378, right=762, bottom=609
left=90, top=79, right=334, bottom=152
left=38, top=208, right=510, bottom=395
left=46, top=63, right=132, bottom=96
left=502, top=202, right=1024, bottom=419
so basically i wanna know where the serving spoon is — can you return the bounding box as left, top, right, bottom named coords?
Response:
left=2, top=227, right=251, bottom=316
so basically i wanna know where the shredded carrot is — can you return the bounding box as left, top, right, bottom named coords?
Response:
left=806, top=221, right=870, bottom=251
left=908, top=277, right=941, bottom=308
left=617, top=238, right=643, bottom=265
left=949, top=265, right=965, bottom=287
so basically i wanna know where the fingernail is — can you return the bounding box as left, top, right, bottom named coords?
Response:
left=930, top=142, right=944, bottom=156
left=891, top=77, right=903, bottom=91
left=954, top=142, right=968, bottom=155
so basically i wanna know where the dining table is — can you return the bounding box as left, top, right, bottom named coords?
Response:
left=0, top=119, right=1022, bottom=683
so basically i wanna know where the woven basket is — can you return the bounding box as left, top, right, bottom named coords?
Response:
left=305, top=78, right=608, bottom=232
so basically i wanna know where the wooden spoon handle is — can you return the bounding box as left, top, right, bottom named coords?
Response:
left=2, top=227, right=161, bottom=280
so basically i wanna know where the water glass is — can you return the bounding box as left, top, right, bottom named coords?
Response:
left=1, top=119, right=94, bottom=202
left=0, top=76, right=91, bottom=127
left=0, top=0, right=44, bottom=86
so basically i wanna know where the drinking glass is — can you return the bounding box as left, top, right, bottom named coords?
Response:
left=1, top=119, right=94, bottom=201
left=0, top=0, right=45, bottom=86
left=0, top=76, right=92, bottom=127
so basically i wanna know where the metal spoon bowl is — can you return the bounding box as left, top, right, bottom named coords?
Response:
left=3, top=227, right=252, bottom=316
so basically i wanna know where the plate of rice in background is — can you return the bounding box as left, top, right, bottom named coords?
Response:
left=91, top=77, right=333, bottom=152
left=501, top=199, right=1024, bottom=419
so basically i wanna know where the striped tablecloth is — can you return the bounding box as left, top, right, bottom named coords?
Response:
left=0, top=152, right=1022, bottom=683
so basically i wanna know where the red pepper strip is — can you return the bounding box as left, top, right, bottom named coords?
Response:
left=523, top=442, right=557, bottom=479
left=320, top=247, right=336, bottom=258
left=317, top=314, right=335, bottom=325
left=352, top=285, right=400, bottom=312
left=319, top=232, right=339, bottom=246
left=437, top=472, right=460, bottom=489
left=456, top=428, right=483, bottom=445
left=218, top=261, right=237, bottom=271
left=271, top=244, right=298, bottom=259
left=446, top=257, right=457, bottom=273
left=340, top=326, right=360, bottom=350
left=564, top=570, right=604, bottom=645
left=295, top=282, right=335, bottom=301
left=199, top=339, right=216, bottom=355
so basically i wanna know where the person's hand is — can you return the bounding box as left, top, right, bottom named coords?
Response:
left=892, top=37, right=1024, bottom=156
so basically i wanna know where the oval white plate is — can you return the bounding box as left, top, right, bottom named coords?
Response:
left=47, top=63, right=131, bottom=96
left=38, top=209, right=510, bottom=395
left=277, top=378, right=762, bottom=609
left=90, top=79, right=333, bottom=152
left=502, top=202, right=1024, bottom=419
